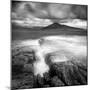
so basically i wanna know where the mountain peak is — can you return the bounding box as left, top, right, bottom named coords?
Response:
left=43, top=23, right=65, bottom=29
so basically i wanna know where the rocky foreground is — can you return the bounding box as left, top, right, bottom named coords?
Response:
left=11, top=46, right=87, bottom=90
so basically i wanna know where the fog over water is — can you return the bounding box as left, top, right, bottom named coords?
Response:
left=12, top=35, right=87, bottom=77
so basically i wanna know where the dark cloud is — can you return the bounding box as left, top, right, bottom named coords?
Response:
left=12, top=1, right=87, bottom=20
left=72, top=5, right=87, bottom=20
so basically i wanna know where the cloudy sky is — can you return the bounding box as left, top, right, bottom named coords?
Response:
left=11, top=1, right=87, bottom=29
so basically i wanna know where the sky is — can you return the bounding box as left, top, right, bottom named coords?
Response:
left=11, top=1, right=87, bottom=29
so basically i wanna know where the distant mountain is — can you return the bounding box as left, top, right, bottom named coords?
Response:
left=42, top=23, right=86, bottom=31
left=42, top=23, right=65, bottom=29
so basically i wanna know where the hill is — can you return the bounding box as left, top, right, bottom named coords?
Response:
left=42, top=23, right=86, bottom=31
